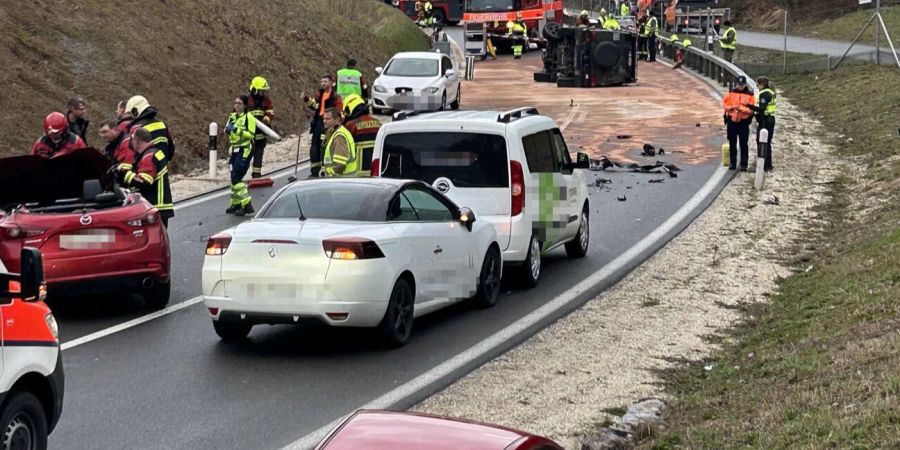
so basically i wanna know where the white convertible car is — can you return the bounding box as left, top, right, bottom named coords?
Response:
left=202, top=178, right=502, bottom=347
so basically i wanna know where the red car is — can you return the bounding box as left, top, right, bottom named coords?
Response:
left=315, top=410, right=565, bottom=450
left=0, top=148, right=171, bottom=309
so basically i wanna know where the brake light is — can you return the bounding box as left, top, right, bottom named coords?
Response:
left=126, top=210, right=159, bottom=227
left=1, top=223, right=46, bottom=239
left=510, top=160, right=525, bottom=216
left=206, top=233, right=232, bottom=256
left=370, top=158, right=380, bottom=177
left=322, top=237, right=385, bottom=260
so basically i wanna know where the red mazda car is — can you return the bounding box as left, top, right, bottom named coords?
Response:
left=315, top=410, right=565, bottom=450
left=0, top=148, right=171, bottom=309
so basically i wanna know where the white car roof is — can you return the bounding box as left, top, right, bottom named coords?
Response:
left=383, top=110, right=557, bottom=132
left=390, top=51, right=445, bottom=60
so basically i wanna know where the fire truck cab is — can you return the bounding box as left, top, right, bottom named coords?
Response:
left=395, top=0, right=465, bottom=26
left=463, top=0, right=564, bottom=54
left=0, top=248, right=63, bottom=450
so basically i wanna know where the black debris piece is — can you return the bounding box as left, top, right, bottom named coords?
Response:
left=617, top=135, right=633, bottom=140
left=641, top=144, right=656, bottom=156
left=594, top=178, right=612, bottom=186
left=649, top=179, right=665, bottom=183
left=801, top=141, right=810, bottom=145
left=617, top=195, right=627, bottom=202
left=695, top=123, right=701, bottom=127
left=658, top=148, right=666, bottom=155
left=764, top=195, right=780, bottom=206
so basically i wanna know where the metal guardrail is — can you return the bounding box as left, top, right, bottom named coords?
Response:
left=659, top=36, right=758, bottom=93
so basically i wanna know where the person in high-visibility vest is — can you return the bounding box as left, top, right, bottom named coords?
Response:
left=424, top=1, right=436, bottom=28
left=645, top=13, right=659, bottom=61
left=604, top=14, right=621, bottom=31
left=577, top=10, right=591, bottom=28
left=322, top=107, right=357, bottom=177
left=336, top=58, right=368, bottom=102
left=247, top=76, right=274, bottom=178
left=719, top=20, right=737, bottom=62
left=507, top=12, right=527, bottom=59
left=747, top=76, right=777, bottom=171
left=224, top=95, right=257, bottom=216
left=637, top=14, right=648, bottom=59
left=722, top=75, right=756, bottom=171
left=620, top=1, right=631, bottom=17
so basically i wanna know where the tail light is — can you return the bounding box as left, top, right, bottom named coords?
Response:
left=126, top=210, right=159, bottom=227
left=323, top=237, right=385, bottom=260
left=206, top=233, right=232, bottom=256
left=1, top=223, right=46, bottom=239
left=370, top=158, right=380, bottom=177
left=510, top=160, right=525, bottom=216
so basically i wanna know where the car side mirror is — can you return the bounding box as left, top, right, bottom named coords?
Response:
left=375, top=67, right=383, bottom=75
left=445, top=69, right=456, bottom=78
left=0, top=247, right=46, bottom=304
left=459, top=207, right=476, bottom=232
left=574, top=152, right=591, bottom=169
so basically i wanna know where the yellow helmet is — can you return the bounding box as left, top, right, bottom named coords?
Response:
left=249, top=76, right=270, bottom=94
left=581, top=10, right=589, bottom=17
left=600, top=8, right=607, bottom=15
left=342, top=94, right=365, bottom=116
left=683, top=39, right=692, bottom=47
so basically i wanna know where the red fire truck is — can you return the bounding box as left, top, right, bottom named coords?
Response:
left=394, top=0, right=465, bottom=25
left=463, top=0, right=564, bottom=52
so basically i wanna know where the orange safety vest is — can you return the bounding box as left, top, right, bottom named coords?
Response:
left=319, top=90, right=332, bottom=117
left=723, top=90, right=756, bottom=122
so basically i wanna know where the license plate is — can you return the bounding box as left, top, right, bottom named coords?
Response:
left=60, top=229, right=116, bottom=250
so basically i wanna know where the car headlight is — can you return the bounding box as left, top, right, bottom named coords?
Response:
left=45, top=313, right=59, bottom=339
left=374, top=85, right=387, bottom=93
left=424, top=87, right=440, bottom=94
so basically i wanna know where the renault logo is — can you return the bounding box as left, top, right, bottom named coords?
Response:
left=268, top=245, right=278, bottom=259
left=79, top=214, right=93, bottom=226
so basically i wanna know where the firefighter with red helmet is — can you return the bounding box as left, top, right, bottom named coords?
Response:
left=30, top=112, right=86, bottom=158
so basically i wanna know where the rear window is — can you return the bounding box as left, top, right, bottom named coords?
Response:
left=260, top=183, right=388, bottom=222
left=381, top=132, right=509, bottom=188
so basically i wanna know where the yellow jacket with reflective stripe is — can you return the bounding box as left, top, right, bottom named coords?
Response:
left=323, top=126, right=357, bottom=177
left=226, top=111, right=257, bottom=157
left=720, top=27, right=737, bottom=50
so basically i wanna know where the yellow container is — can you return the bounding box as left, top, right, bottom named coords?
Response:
left=721, top=141, right=730, bottom=167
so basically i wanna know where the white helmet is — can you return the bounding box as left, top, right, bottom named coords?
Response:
left=126, top=95, right=151, bottom=117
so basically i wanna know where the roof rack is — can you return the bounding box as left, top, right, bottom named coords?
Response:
left=392, top=110, right=422, bottom=121
left=497, top=107, right=540, bottom=123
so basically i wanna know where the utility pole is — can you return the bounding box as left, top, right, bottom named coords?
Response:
left=783, top=11, right=788, bottom=74
left=876, top=0, right=881, bottom=65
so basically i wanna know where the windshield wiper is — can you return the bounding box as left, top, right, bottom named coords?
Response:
left=295, top=194, right=307, bottom=221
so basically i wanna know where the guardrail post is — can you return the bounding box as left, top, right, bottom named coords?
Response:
left=208, top=122, right=218, bottom=179
left=755, top=128, right=769, bottom=191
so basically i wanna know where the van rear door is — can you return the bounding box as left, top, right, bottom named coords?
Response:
left=379, top=131, right=511, bottom=250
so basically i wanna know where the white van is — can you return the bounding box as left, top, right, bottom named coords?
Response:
left=371, top=108, right=591, bottom=286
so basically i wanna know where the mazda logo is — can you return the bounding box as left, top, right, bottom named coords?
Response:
left=268, top=245, right=278, bottom=259
left=80, top=214, right=92, bottom=226
left=435, top=179, right=451, bottom=193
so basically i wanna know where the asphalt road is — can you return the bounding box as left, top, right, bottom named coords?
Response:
left=47, top=28, right=730, bottom=450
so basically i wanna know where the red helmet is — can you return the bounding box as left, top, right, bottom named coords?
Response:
left=43, top=112, right=68, bottom=136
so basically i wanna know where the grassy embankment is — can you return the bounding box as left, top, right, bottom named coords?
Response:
left=634, top=65, right=900, bottom=449
left=787, top=5, right=900, bottom=46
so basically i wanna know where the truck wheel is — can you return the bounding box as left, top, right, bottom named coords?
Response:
left=565, top=206, right=590, bottom=258
left=143, top=282, right=171, bottom=310
left=0, top=392, right=48, bottom=450
left=517, top=236, right=541, bottom=288
left=213, top=320, right=252, bottom=341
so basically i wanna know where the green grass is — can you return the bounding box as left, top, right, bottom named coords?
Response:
left=790, top=5, right=900, bottom=46
left=637, top=65, right=900, bottom=449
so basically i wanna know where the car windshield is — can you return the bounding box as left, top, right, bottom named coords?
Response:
left=381, top=132, right=509, bottom=188
left=384, top=58, right=439, bottom=77
left=260, top=183, right=388, bottom=221
left=466, top=0, right=516, bottom=12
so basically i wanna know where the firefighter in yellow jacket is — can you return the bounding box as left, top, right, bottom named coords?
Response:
left=225, top=95, right=258, bottom=215
left=322, top=107, right=357, bottom=177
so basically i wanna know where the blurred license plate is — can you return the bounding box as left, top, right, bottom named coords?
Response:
left=60, top=230, right=115, bottom=249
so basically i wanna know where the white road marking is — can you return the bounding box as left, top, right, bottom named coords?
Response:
left=559, top=103, right=581, bottom=131
left=61, top=296, right=204, bottom=351
left=174, top=162, right=310, bottom=211
left=281, top=164, right=730, bottom=450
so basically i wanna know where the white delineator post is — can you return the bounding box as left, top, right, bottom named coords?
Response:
left=208, top=122, right=218, bottom=179
left=755, top=128, right=769, bottom=191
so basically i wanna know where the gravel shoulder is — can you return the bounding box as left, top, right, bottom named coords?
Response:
left=413, top=96, right=844, bottom=447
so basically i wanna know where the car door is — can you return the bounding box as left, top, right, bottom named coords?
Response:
left=387, top=191, right=438, bottom=305
left=549, top=128, right=582, bottom=239
left=402, top=187, right=475, bottom=302
left=441, top=56, right=458, bottom=99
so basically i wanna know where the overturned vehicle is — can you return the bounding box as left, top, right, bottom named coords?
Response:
left=0, top=148, right=171, bottom=309
left=534, top=22, right=638, bottom=87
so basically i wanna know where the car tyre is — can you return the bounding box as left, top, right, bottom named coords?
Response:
left=472, top=246, right=501, bottom=308
left=450, top=86, right=460, bottom=110
left=0, top=392, right=49, bottom=450
left=565, top=206, right=590, bottom=258
left=143, top=282, right=171, bottom=310
left=439, top=91, right=447, bottom=111
left=213, top=320, right=252, bottom=341
left=377, top=277, right=415, bottom=348
left=517, top=236, right=541, bottom=288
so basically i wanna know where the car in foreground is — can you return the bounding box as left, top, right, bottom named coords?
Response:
left=371, top=107, right=591, bottom=287
left=0, top=248, right=64, bottom=450
left=314, top=410, right=565, bottom=450
left=372, top=51, right=461, bottom=114
left=0, top=148, right=171, bottom=309
left=202, top=178, right=502, bottom=347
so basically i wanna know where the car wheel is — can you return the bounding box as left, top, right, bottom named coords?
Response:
left=377, top=277, right=415, bottom=348
left=517, top=236, right=541, bottom=288
left=0, top=392, right=49, bottom=450
left=472, top=246, right=501, bottom=308
left=213, top=320, right=252, bottom=341
left=565, top=206, right=590, bottom=258
left=143, top=282, right=171, bottom=310
left=440, top=91, right=447, bottom=111
left=450, top=86, right=460, bottom=110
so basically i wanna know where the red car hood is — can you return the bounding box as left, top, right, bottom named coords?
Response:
left=0, top=148, right=112, bottom=208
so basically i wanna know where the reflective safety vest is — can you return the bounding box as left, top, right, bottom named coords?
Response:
left=336, top=68, right=363, bottom=99
left=323, top=126, right=357, bottom=177
left=620, top=4, right=630, bottom=16
left=756, top=88, right=778, bottom=117
left=226, top=111, right=257, bottom=158
left=125, top=147, right=173, bottom=213
left=720, top=27, right=737, bottom=50
left=507, top=21, right=526, bottom=37
left=645, top=16, right=658, bottom=37
left=603, top=17, right=621, bottom=31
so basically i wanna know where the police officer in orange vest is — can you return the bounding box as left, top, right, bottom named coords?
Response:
left=722, top=76, right=757, bottom=171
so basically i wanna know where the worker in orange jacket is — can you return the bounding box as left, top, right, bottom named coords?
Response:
left=722, top=76, right=756, bottom=171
